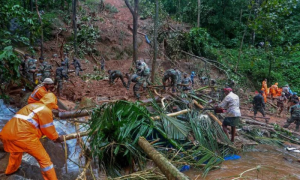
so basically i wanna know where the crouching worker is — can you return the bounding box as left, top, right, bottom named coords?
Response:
left=283, top=100, right=300, bottom=131
left=216, top=88, right=241, bottom=142
left=0, top=93, right=64, bottom=179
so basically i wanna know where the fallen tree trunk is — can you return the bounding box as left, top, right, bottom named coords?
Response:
left=58, top=109, right=91, bottom=119
left=138, top=137, right=189, bottom=180
left=193, top=100, right=222, bottom=126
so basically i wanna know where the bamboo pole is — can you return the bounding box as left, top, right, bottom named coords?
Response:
left=138, top=137, right=189, bottom=180
left=76, top=158, right=92, bottom=180
left=151, top=109, right=191, bottom=120
left=193, top=100, right=222, bottom=126
left=64, top=131, right=91, bottom=140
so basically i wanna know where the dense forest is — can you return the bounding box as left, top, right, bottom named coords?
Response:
left=0, top=0, right=300, bottom=93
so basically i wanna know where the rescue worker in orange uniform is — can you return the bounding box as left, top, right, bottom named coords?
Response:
left=28, top=78, right=54, bottom=104
left=0, top=93, right=64, bottom=179
left=261, top=88, right=267, bottom=103
left=261, top=79, right=268, bottom=95
left=270, top=82, right=279, bottom=101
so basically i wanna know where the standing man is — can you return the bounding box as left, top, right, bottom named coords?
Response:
left=63, top=52, right=69, bottom=72
left=0, top=93, right=64, bottom=179
left=253, top=90, right=266, bottom=122
left=72, top=58, right=82, bottom=76
left=181, top=73, right=192, bottom=91
left=190, top=71, right=196, bottom=86
left=136, top=60, right=151, bottom=88
left=262, top=78, right=268, bottom=96
left=282, top=84, right=291, bottom=99
left=283, top=100, right=300, bottom=131
left=101, top=57, right=105, bottom=71
left=26, top=58, right=38, bottom=83
left=288, top=93, right=299, bottom=112
left=55, top=63, right=69, bottom=97
left=269, top=82, right=279, bottom=101
left=277, top=92, right=287, bottom=116
left=21, top=54, right=30, bottom=76
left=38, top=57, right=53, bottom=82
left=217, top=88, right=241, bottom=142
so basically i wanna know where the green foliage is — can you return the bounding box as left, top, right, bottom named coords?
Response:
left=105, top=4, right=119, bottom=13
left=0, top=46, right=22, bottom=83
left=88, top=101, right=154, bottom=177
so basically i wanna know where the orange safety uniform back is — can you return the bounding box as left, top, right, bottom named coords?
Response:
left=0, top=103, right=58, bottom=152
left=270, top=84, right=278, bottom=95
left=27, top=85, right=48, bottom=104
left=0, top=93, right=59, bottom=179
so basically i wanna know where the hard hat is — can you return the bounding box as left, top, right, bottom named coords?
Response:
left=294, top=92, right=298, bottom=95
left=275, top=82, right=278, bottom=85
left=282, top=92, right=285, bottom=95
left=192, top=71, right=195, bottom=74
left=53, top=54, right=58, bottom=57
left=43, top=78, right=54, bottom=84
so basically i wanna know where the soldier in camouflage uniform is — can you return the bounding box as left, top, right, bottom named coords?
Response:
left=162, top=69, right=180, bottom=92
left=181, top=73, right=192, bottom=91
left=130, top=74, right=144, bottom=100
left=284, top=100, right=300, bottom=131
left=38, top=57, right=53, bottom=82
left=108, top=70, right=127, bottom=88
left=26, top=57, right=38, bottom=82
left=63, top=52, right=69, bottom=72
left=72, top=58, right=82, bottom=76
left=21, top=54, right=30, bottom=76
left=136, top=60, right=151, bottom=88
left=55, top=62, right=69, bottom=97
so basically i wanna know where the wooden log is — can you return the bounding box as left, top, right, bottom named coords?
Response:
left=241, top=115, right=270, bottom=119
left=267, top=101, right=277, bottom=108
left=58, top=109, right=91, bottom=119
left=193, top=100, right=222, bottom=126
left=138, top=137, right=189, bottom=180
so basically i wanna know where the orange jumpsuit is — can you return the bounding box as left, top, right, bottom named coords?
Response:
left=27, top=85, right=49, bottom=104
left=261, top=88, right=267, bottom=103
left=262, top=80, right=268, bottom=95
left=0, top=93, right=59, bottom=180
left=270, top=83, right=278, bottom=98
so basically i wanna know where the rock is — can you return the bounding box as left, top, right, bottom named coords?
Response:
left=6, top=175, right=31, bottom=180
left=111, top=44, right=123, bottom=53
left=79, top=97, right=96, bottom=108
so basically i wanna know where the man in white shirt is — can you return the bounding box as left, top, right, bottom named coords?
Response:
left=217, top=88, right=241, bottom=142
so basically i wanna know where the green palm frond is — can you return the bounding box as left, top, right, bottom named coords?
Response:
left=88, top=101, right=154, bottom=177
left=244, top=128, right=283, bottom=146
left=160, top=114, right=191, bottom=140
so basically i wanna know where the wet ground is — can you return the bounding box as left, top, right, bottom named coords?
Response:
left=185, top=144, right=300, bottom=180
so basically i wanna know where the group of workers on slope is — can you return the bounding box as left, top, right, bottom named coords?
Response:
left=0, top=78, right=66, bottom=179
left=108, top=60, right=151, bottom=99
left=20, top=53, right=83, bottom=97
left=253, top=78, right=300, bottom=131
left=108, top=61, right=197, bottom=100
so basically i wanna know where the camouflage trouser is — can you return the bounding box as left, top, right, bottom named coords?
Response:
left=75, top=67, right=80, bottom=76
left=111, top=76, right=127, bottom=88
left=253, top=106, right=265, bottom=117
left=284, top=117, right=300, bottom=131
left=55, top=76, right=63, bottom=96
left=133, top=82, right=142, bottom=99
left=26, top=72, right=34, bottom=82
left=42, top=72, right=51, bottom=81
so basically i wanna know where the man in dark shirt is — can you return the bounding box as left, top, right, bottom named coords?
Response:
left=253, top=90, right=266, bottom=121
left=284, top=100, right=300, bottom=131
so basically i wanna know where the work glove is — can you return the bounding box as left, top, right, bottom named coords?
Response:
left=54, top=135, right=64, bottom=143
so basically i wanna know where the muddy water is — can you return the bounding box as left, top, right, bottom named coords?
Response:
left=185, top=145, right=300, bottom=180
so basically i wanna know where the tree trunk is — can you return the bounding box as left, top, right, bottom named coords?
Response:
left=30, top=0, right=33, bottom=11
left=138, top=137, right=189, bottom=180
left=72, top=0, right=77, bottom=56
left=35, top=0, right=44, bottom=57
left=57, top=109, right=91, bottom=119
left=151, top=0, right=158, bottom=83
left=124, top=0, right=139, bottom=65
left=197, top=0, right=200, bottom=27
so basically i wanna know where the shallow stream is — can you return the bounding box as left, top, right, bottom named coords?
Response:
left=1, top=100, right=300, bottom=179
